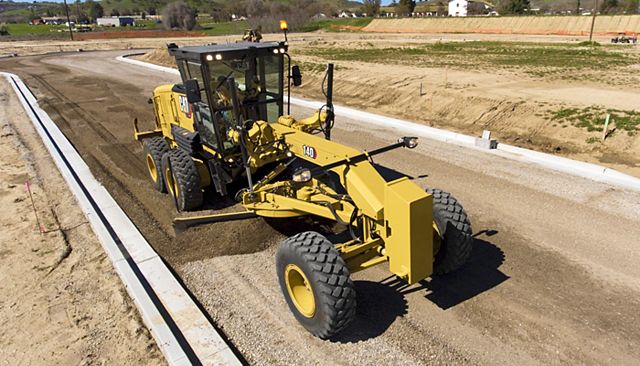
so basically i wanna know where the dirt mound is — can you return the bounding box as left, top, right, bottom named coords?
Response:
left=135, top=47, right=176, bottom=68
left=364, top=16, right=640, bottom=36
left=293, top=61, right=640, bottom=177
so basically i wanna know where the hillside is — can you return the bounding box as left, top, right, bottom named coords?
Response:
left=0, top=1, right=65, bottom=22
left=0, top=0, right=364, bottom=22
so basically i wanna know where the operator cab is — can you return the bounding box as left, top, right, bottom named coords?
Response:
left=168, top=42, right=289, bottom=156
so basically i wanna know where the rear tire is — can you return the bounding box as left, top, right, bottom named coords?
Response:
left=428, top=188, right=473, bottom=275
left=161, top=149, right=203, bottom=211
left=276, top=231, right=356, bottom=339
left=142, top=137, right=169, bottom=192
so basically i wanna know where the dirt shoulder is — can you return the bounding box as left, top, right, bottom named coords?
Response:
left=0, top=79, right=165, bottom=365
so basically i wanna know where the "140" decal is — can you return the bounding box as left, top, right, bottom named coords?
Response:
left=302, top=145, right=317, bottom=159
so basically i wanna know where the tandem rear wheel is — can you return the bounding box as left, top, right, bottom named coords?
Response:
left=161, top=149, right=203, bottom=212
left=142, top=137, right=170, bottom=193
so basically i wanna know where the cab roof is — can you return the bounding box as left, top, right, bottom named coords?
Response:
left=167, top=41, right=287, bottom=62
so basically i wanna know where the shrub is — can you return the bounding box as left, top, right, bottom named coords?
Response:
left=162, top=1, right=196, bottom=31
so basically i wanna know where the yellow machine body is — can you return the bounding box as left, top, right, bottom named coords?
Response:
left=134, top=41, right=438, bottom=285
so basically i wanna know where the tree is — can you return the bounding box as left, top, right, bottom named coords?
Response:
left=600, top=0, right=619, bottom=13
left=499, top=0, right=530, bottom=14
left=88, top=1, right=104, bottom=21
left=621, top=0, right=639, bottom=13
left=246, top=0, right=266, bottom=17
left=110, top=8, right=119, bottom=16
left=362, top=0, right=381, bottom=16
left=162, top=1, right=196, bottom=30
left=396, top=0, right=416, bottom=15
left=468, top=1, right=489, bottom=14
left=209, top=1, right=230, bottom=22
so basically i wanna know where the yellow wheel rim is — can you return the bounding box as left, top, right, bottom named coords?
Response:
left=433, top=222, right=442, bottom=255
left=284, top=264, right=316, bottom=318
left=165, top=167, right=179, bottom=199
left=146, top=154, right=158, bottom=182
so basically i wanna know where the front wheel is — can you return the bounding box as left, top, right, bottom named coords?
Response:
left=428, top=188, right=473, bottom=275
left=276, top=231, right=356, bottom=339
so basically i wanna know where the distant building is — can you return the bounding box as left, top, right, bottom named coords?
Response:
left=448, top=0, right=469, bottom=16
left=42, top=16, right=73, bottom=25
left=338, top=11, right=357, bottom=18
left=97, top=17, right=135, bottom=27
left=448, top=0, right=495, bottom=16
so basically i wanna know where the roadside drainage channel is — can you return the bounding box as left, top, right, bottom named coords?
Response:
left=117, top=54, right=640, bottom=193
left=3, top=72, right=243, bottom=366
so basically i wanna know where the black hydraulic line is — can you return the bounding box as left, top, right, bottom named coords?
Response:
left=324, top=64, right=334, bottom=140
left=284, top=53, right=292, bottom=115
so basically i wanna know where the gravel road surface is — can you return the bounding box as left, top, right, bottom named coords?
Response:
left=2, top=50, right=639, bottom=365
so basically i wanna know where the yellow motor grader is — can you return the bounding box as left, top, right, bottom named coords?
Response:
left=134, top=36, right=473, bottom=339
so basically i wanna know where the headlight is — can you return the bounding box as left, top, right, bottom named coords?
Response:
left=292, top=168, right=311, bottom=183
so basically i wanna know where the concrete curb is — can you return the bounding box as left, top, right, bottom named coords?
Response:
left=3, top=72, right=242, bottom=366
left=116, top=54, right=640, bottom=193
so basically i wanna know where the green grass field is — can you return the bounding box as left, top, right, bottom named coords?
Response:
left=298, top=41, right=639, bottom=80
left=0, top=16, right=371, bottom=39
left=199, top=20, right=249, bottom=36
left=548, top=107, right=640, bottom=136
left=2, top=23, right=68, bottom=37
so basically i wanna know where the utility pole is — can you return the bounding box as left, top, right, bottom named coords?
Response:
left=589, top=0, right=598, bottom=42
left=63, top=0, right=73, bottom=41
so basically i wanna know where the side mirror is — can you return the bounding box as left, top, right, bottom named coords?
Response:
left=291, top=65, right=302, bottom=87
left=185, top=79, right=201, bottom=104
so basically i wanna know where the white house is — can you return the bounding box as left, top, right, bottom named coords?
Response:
left=448, top=0, right=496, bottom=16
left=448, top=0, right=469, bottom=16
left=338, top=11, right=357, bottom=18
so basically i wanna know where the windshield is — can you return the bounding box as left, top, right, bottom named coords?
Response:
left=206, top=54, right=282, bottom=122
